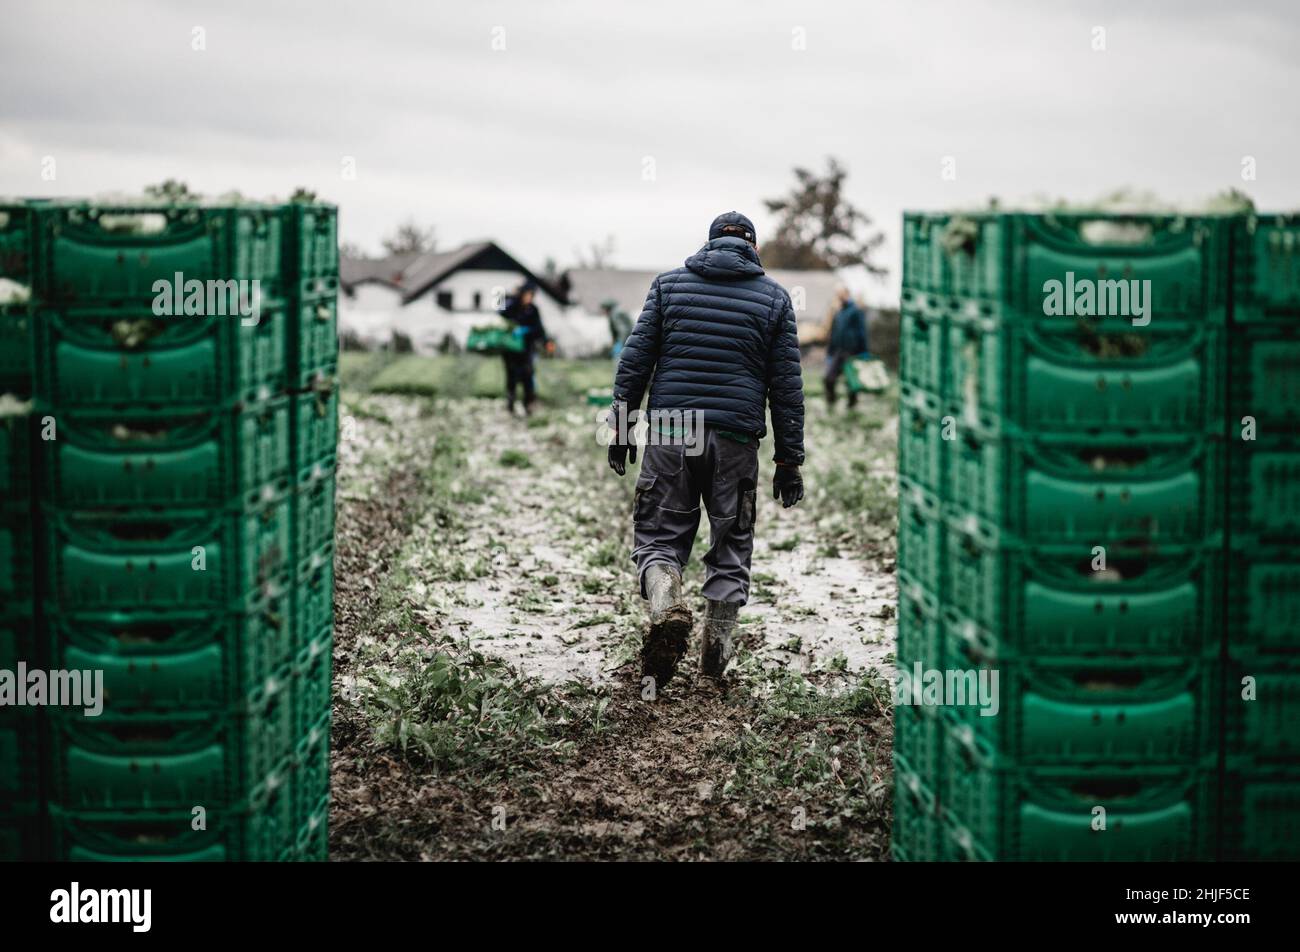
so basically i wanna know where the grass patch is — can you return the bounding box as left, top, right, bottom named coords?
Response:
left=357, top=635, right=581, bottom=776
left=715, top=662, right=894, bottom=816
left=366, top=354, right=615, bottom=408
left=498, top=448, right=532, bottom=468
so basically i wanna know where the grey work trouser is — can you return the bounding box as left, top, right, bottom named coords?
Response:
left=631, top=428, right=760, bottom=605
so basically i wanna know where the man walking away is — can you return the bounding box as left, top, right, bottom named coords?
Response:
left=607, top=211, right=806, bottom=686
left=500, top=279, right=549, bottom=414
left=824, top=287, right=869, bottom=410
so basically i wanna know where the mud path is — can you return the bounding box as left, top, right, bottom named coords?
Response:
left=329, top=374, right=900, bottom=861
left=427, top=398, right=899, bottom=687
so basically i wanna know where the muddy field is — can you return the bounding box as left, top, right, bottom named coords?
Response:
left=328, top=353, right=900, bottom=860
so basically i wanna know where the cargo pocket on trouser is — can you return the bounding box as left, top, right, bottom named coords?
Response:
left=633, top=474, right=659, bottom=524
left=737, top=484, right=757, bottom=532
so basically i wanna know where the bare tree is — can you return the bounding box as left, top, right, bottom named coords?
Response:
left=382, top=220, right=436, bottom=256
left=573, top=235, right=616, bottom=270
left=761, top=157, right=886, bottom=275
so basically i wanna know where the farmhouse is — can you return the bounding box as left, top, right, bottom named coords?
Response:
left=339, top=241, right=606, bottom=356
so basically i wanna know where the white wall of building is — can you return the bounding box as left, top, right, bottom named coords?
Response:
left=339, top=267, right=613, bottom=358
left=430, top=269, right=526, bottom=313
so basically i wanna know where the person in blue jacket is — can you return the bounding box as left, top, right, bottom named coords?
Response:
left=824, top=287, right=869, bottom=410
left=499, top=280, right=549, bottom=415
left=606, top=211, right=806, bottom=686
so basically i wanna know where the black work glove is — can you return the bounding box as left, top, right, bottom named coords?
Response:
left=608, top=439, right=637, bottom=476
left=773, top=463, right=804, bottom=508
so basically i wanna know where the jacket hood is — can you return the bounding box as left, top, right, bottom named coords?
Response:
left=684, top=236, right=765, bottom=279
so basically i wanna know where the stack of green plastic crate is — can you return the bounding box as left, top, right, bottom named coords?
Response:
left=1221, top=214, right=1300, bottom=860
left=1, top=199, right=337, bottom=861
left=0, top=203, right=42, bottom=860
left=896, top=212, right=1239, bottom=860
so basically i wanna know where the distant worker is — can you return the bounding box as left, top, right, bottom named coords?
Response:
left=824, top=287, right=869, bottom=410
left=607, top=211, right=805, bottom=686
left=499, top=279, right=550, bottom=415
left=602, top=299, right=634, bottom=358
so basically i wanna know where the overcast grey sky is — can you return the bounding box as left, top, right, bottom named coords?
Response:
left=2, top=0, right=1297, bottom=303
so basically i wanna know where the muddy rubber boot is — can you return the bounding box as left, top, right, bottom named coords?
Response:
left=699, top=598, right=740, bottom=679
left=641, top=563, right=692, bottom=687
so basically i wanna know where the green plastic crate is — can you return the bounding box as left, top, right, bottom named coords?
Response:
left=0, top=809, right=43, bottom=861
left=34, top=306, right=288, bottom=410
left=898, top=290, right=946, bottom=397
left=1222, top=654, right=1300, bottom=764
left=1219, top=768, right=1300, bottom=861
left=293, top=712, right=330, bottom=827
left=45, top=503, right=291, bottom=615
left=940, top=650, right=1216, bottom=766
left=1227, top=323, right=1300, bottom=432
left=49, top=600, right=293, bottom=713
left=897, top=385, right=945, bottom=495
left=286, top=204, right=338, bottom=281
left=295, top=543, right=334, bottom=648
left=292, top=383, right=338, bottom=484
left=294, top=793, right=328, bottom=861
left=1233, top=214, right=1300, bottom=317
left=0, top=510, right=34, bottom=613
left=1016, top=213, right=1231, bottom=319
left=0, top=709, right=40, bottom=810
left=467, top=324, right=526, bottom=356
left=0, top=407, right=33, bottom=507
left=0, top=309, right=33, bottom=393
left=0, top=203, right=33, bottom=286
left=48, top=772, right=295, bottom=861
left=898, top=478, right=944, bottom=595
left=940, top=722, right=1213, bottom=861
left=293, top=626, right=332, bottom=739
left=0, top=612, right=35, bottom=666
left=894, top=697, right=943, bottom=783
left=896, top=571, right=941, bottom=668
left=900, top=216, right=948, bottom=295
left=904, top=212, right=1231, bottom=319
left=291, top=277, right=339, bottom=390
left=892, top=757, right=940, bottom=862
left=1229, top=435, right=1300, bottom=540
left=944, top=216, right=1011, bottom=302
left=946, top=428, right=1222, bottom=545
left=36, top=204, right=286, bottom=307
left=40, top=399, right=291, bottom=511
left=946, top=309, right=1224, bottom=434
left=293, top=470, right=336, bottom=569
left=944, top=518, right=1220, bottom=658
left=1227, top=542, right=1300, bottom=655
left=46, top=671, right=293, bottom=812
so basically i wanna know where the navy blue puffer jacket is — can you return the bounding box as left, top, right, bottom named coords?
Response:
left=613, top=237, right=806, bottom=464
